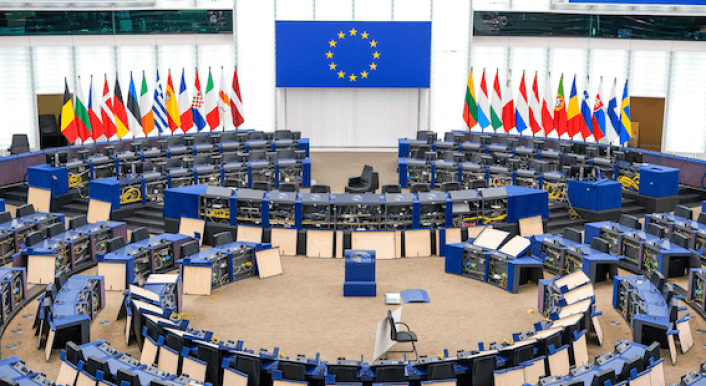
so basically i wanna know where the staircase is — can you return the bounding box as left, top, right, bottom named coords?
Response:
left=0, top=185, right=28, bottom=208
left=123, top=203, right=166, bottom=235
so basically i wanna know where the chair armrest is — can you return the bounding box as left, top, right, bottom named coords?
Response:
left=348, top=176, right=365, bottom=184
left=395, top=321, right=412, bottom=331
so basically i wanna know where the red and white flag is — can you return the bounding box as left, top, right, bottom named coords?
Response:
left=101, top=74, right=117, bottom=139
left=230, top=66, right=245, bottom=128
left=529, top=72, right=542, bottom=135
left=502, top=70, right=515, bottom=133
left=541, top=72, right=554, bottom=136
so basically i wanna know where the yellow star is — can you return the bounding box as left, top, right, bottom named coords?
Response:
left=338, top=71, right=345, bottom=78
left=349, top=28, right=357, bottom=36
left=325, top=51, right=333, bottom=59
left=329, top=63, right=337, bottom=70
left=349, top=74, right=357, bottom=81
left=361, top=31, right=369, bottom=39
left=370, top=40, right=377, bottom=47
left=338, top=31, right=345, bottom=39
left=373, top=51, right=380, bottom=59
left=369, top=62, right=377, bottom=70
left=361, top=71, right=369, bottom=79
left=329, top=40, right=337, bottom=47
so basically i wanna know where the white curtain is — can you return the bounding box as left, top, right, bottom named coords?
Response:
left=629, top=50, right=670, bottom=98
left=0, top=47, right=36, bottom=150
left=32, top=46, right=75, bottom=94
left=665, top=51, right=706, bottom=153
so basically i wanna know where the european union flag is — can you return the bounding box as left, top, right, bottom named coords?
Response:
left=276, top=21, right=431, bottom=88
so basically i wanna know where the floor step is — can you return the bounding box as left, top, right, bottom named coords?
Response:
left=125, top=216, right=165, bottom=230
left=134, top=210, right=164, bottom=220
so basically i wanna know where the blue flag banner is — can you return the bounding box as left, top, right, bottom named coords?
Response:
left=276, top=21, right=431, bottom=88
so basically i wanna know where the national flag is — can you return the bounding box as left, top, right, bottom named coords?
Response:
left=179, top=69, right=193, bottom=133
left=127, top=73, right=142, bottom=137
left=230, top=66, right=245, bottom=128
left=153, top=71, right=168, bottom=134
left=192, top=69, right=206, bottom=132
left=88, top=76, right=103, bottom=141
left=567, top=75, right=580, bottom=138
left=101, top=75, right=117, bottom=139
left=592, top=77, right=606, bottom=142
left=502, top=70, right=515, bottom=133
left=74, top=77, right=92, bottom=142
left=477, top=69, right=491, bottom=130
left=490, top=69, right=503, bottom=132
left=205, top=68, right=219, bottom=130
left=542, top=72, right=554, bottom=136
left=140, top=72, right=155, bottom=135
left=113, top=76, right=130, bottom=139
left=219, top=68, right=233, bottom=130
left=463, top=67, right=478, bottom=129
left=579, top=76, right=592, bottom=140
left=529, top=72, right=542, bottom=135
left=554, top=74, right=567, bottom=137
left=165, top=70, right=181, bottom=133
left=620, top=80, right=632, bottom=145
left=60, top=78, right=78, bottom=144
left=515, top=71, right=530, bottom=134
left=605, top=79, right=620, bottom=144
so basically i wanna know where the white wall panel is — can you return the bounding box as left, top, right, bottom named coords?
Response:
left=0, top=47, right=36, bottom=149
left=355, top=0, right=391, bottom=21
left=75, top=46, right=116, bottom=99
left=32, top=46, right=74, bottom=94
left=588, top=48, right=628, bottom=97
left=284, top=88, right=417, bottom=147
left=629, top=50, right=670, bottom=97
left=316, top=0, right=353, bottom=21
left=393, top=0, right=431, bottom=21
left=276, top=0, right=314, bottom=20
left=665, top=51, right=706, bottom=153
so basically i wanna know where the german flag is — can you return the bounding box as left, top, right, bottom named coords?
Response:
left=60, top=78, right=78, bottom=144
left=113, top=76, right=130, bottom=138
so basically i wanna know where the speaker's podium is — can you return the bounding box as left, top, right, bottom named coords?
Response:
left=343, top=250, right=376, bottom=297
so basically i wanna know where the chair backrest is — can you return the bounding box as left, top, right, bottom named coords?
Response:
left=642, top=342, right=661, bottom=369
left=590, top=237, right=610, bottom=254
left=16, top=203, right=35, bottom=218
left=698, top=212, right=706, bottom=226
left=131, top=227, right=149, bottom=243
left=39, top=115, right=58, bottom=133
left=619, top=214, right=641, bottom=230
left=248, top=131, right=265, bottom=140
left=387, top=310, right=398, bottom=340
left=360, top=165, right=373, bottom=180
left=69, top=216, right=88, bottom=230
left=278, top=362, right=306, bottom=381
left=234, top=355, right=262, bottom=386
left=427, top=362, right=454, bottom=381
left=381, top=184, right=402, bottom=194
left=275, top=130, right=292, bottom=139
left=106, top=237, right=125, bottom=253
left=253, top=182, right=272, bottom=191
left=310, top=185, right=330, bottom=194
left=375, top=365, right=405, bottom=382
left=10, top=134, right=30, bottom=154
left=116, top=368, right=140, bottom=386
left=46, top=222, right=65, bottom=238
left=277, top=149, right=295, bottom=159
left=0, top=211, right=10, bottom=224
left=328, top=366, right=358, bottom=383
left=670, top=233, right=689, bottom=249
left=470, top=179, right=487, bottom=189
left=442, top=182, right=462, bottom=191
left=471, top=355, right=496, bottom=386
left=572, top=330, right=589, bottom=367
left=619, top=355, right=645, bottom=382
left=590, top=369, right=616, bottom=386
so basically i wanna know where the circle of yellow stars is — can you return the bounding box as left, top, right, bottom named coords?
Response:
left=326, top=27, right=380, bottom=82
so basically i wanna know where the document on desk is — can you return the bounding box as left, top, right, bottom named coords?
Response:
left=374, top=306, right=402, bottom=361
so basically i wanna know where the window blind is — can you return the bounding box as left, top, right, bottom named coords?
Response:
left=629, top=50, right=670, bottom=98
left=0, top=47, right=36, bottom=149
left=665, top=51, right=706, bottom=154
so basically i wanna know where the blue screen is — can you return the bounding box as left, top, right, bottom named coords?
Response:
left=276, top=21, right=432, bottom=88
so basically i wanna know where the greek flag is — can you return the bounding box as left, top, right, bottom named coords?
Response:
left=153, top=70, right=168, bottom=134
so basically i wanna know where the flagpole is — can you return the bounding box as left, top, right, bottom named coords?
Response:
left=481, top=67, right=485, bottom=134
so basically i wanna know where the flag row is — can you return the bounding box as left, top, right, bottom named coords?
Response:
left=463, top=69, right=633, bottom=145
left=60, top=67, right=245, bottom=144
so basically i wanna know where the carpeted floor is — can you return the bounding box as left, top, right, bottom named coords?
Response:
left=1, top=151, right=705, bottom=385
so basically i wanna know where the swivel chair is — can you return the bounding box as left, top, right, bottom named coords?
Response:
left=345, top=165, right=379, bottom=193
left=8, top=134, right=30, bottom=155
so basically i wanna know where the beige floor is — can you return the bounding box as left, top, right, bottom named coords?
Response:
left=1, top=151, right=705, bottom=385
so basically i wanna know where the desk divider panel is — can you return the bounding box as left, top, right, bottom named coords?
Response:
left=75, top=372, right=97, bottom=386
left=223, top=368, right=249, bottom=386
left=182, top=356, right=208, bottom=382
left=179, top=217, right=205, bottom=245
left=270, top=228, right=297, bottom=256
left=55, top=362, right=78, bottom=386
left=547, top=346, right=570, bottom=376
left=592, top=314, right=604, bottom=346
left=405, top=229, right=431, bottom=257
left=395, top=230, right=402, bottom=258
left=238, top=225, right=263, bottom=243
left=307, top=230, right=334, bottom=258
left=28, top=187, right=51, bottom=214
left=493, top=366, right=525, bottom=386
left=28, top=255, right=55, bottom=285
left=182, top=265, right=212, bottom=296
left=522, top=358, right=546, bottom=385
left=519, top=216, right=544, bottom=237
left=97, top=262, right=127, bottom=291
left=352, top=231, right=396, bottom=260
left=676, top=319, right=693, bottom=353
left=87, top=199, right=111, bottom=224
left=256, top=248, right=283, bottom=279
left=572, top=333, right=589, bottom=366
left=336, top=231, right=344, bottom=258
left=650, top=360, right=666, bottom=386
left=158, top=346, right=179, bottom=374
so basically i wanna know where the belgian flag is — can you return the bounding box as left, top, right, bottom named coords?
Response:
left=60, top=78, right=78, bottom=144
